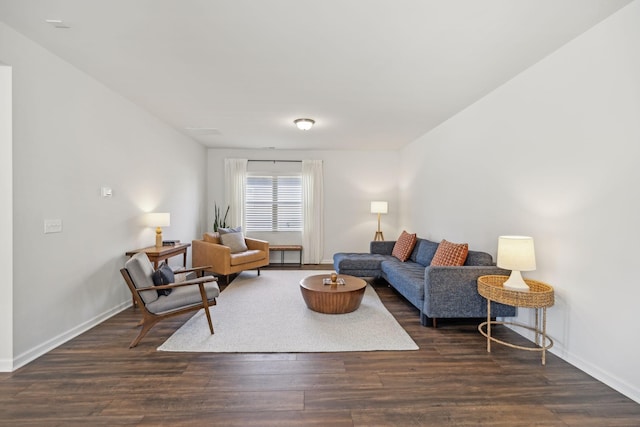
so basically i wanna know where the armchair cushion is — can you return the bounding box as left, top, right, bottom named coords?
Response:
left=219, top=226, right=249, bottom=253
left=230, top=249, right=266, bottom=266
left=125, top=252, right=159, bottom=304
left=145, top=280, right=220, bottom=315
left=218, top=226, right=243, bottom=234
left=220, top=231, right=249, bottom=253
left=152, top=263, right=174, bottom=296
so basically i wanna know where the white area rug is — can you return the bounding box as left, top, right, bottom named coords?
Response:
left=158, top=270, right=418, bottom=353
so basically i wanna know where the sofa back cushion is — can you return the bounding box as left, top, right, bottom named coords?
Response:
left=464, top=250, right=493, bottom=266
left=414, top=238, right=440, bottom=266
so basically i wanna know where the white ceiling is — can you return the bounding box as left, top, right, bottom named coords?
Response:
left=0, top=0, right=633, bottom=150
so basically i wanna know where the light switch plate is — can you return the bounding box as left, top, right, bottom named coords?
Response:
left=44, top=219, right=62, bottom=234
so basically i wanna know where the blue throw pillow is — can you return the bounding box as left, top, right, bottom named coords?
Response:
left=152, top=263, right=174, bottom=296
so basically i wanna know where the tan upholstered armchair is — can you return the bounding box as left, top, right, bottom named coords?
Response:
left=192, top=232, right=269, bottom=283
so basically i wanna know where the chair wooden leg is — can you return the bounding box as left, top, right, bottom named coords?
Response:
left=257, top=268, right=261, bottom=276
left=197, top=284, right=215, bottom=335
left=130, top=317, right=161, bottom=348
left=203, top=306, right=214, bottom=334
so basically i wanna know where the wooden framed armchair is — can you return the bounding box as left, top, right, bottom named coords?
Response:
left=192, top=232, right=269, bottom=283
left=120, top=252, right=220, bottom=348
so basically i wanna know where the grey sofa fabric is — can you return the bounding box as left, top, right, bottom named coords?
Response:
left=334, top=237, right=516, bottom=326
left=332, top=252, right=388, bottom=278
left=424, top=265, right=514, bottom=319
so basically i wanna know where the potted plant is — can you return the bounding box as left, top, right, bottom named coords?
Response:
left=213, top=203, right=230, bottom=232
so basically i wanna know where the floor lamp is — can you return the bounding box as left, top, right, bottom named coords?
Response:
left=370, top=201, right=388, bottom=241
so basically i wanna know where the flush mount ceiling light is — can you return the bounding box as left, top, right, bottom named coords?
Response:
left=294, top=118, right=315, bottom=131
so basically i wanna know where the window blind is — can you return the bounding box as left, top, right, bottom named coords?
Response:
left=245, top=174, right=302, bottom=231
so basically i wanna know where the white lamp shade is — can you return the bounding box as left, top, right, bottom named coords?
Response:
left=497, top=236, right=536, bottom=271
left=370, top=201, right=388, bottom=214
left=145, top=212, right=171, bottom=228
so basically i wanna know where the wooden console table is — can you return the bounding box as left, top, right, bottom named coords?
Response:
left=477, top=275, right=554, bottom=365
left=125, top=243, right=191, bottom=269
left=269, top=245, right=303, bottom=266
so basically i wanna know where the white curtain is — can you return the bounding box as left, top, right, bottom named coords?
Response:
left=301, top=160, right=324, bottom=264
left=224, top=158, right=247, bottom=230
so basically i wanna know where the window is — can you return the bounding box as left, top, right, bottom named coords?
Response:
left=245, top=174, right=302, bottom=231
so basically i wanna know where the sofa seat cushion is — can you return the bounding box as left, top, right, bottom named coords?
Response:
left=230, top=250, right=266, bottom=266
left=381, top=259, right=425, bottom=307
left=333, top=252, right=390, bottom=277
left=145, top=280, right=220, bottom=315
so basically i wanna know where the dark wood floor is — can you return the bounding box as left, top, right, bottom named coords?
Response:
left=1, top=267, right=639, bottom=426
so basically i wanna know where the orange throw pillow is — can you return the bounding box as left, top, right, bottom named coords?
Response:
left=392, top=231, right=418, bottom=262
left=430, top=239, right=469, bottom=266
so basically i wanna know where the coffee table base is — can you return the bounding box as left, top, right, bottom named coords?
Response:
left=300, top=285, right=366, bottom=314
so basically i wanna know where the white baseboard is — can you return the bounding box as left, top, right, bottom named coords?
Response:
left=0, top=358, right=12, bottom=372
left=551, top=344, right=640, bottom=404
left=505, top=324, right=640, bottom=404
left=9, top=301, right=131, bottom=372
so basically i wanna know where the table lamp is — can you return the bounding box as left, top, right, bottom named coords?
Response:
left=497, top=235, right=536, bottom=291
left=146, top=212, right=170, bottom=247
left=370, top=201, right=388, bottom=241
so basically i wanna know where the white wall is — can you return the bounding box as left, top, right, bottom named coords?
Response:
left=399, top=2, right=640, bottom=403
left=207, top=149, right=400, bottom=263
left=0, top=64, right=13, bottom=370
left=0, top=22, right=207, bottom=368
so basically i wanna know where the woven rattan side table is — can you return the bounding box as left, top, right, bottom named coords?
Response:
left=477, top=275, right=554, bottom=365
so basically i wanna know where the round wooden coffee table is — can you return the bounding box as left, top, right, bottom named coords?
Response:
left=299, top=274, right=367, bottom=314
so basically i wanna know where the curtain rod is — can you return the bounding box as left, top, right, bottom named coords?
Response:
left=248, top=159, right=302, bottom=163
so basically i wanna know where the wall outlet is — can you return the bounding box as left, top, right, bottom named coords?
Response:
left=44, top=219, right=62, bottom=234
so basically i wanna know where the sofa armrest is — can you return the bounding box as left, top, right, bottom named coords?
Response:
left=370, top=241, right=395, bottom=255
left=245, top=237, right=269, bottom=253
left=192, top=239, right=232, bottom=274
left=423, top=265, right=510, bottom=318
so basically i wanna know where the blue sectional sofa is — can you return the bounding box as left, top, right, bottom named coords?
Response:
left=333, top=238, right=516, bottom=326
